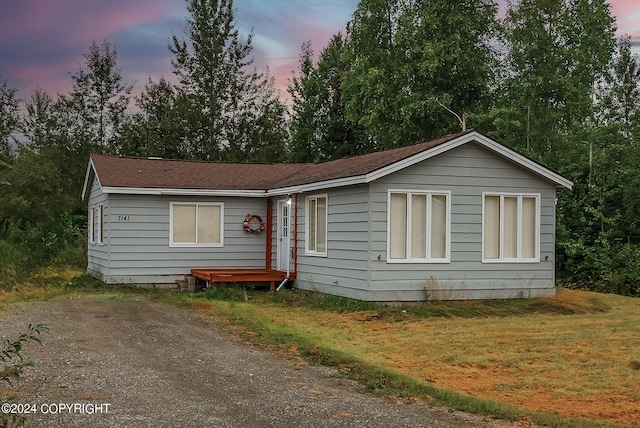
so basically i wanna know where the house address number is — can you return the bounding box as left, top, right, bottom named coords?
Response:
left=116, top=215, right=131, bottom=222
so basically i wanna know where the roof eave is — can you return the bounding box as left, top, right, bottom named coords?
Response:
left=266, top=175, right=367, bottom=196
left=101, top=186, right=267, bottom=197
left=366, top=131, right=573, bottom=190
left=84, top=131, right=573, bottom=200
left=81, top=158, right=97, bottom=201
left=467, top=132, right=574, bottom=190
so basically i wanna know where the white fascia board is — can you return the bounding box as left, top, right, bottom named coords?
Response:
left=160, top=189, right=266, bottom=197
left=475, top=135, right=574, bottom=190
left=265, top=187, right=303, bottom=197
left=365, top=131, right=573, bottom=189
left=364, top=142, right=458, bottom=183
left=101, top=187, right=266, bottom=197
left=101, top=186, right=162, bottom=195
left=266, top=175, right=367, bottom=196
left=81, top=158, right=96, bottom=201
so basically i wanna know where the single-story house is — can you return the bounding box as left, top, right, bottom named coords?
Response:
left=81, top=130, right=572, bottom=301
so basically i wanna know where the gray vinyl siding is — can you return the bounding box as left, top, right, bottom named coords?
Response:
left=294, top=143, right=559, bottom=301
left=93, top=193, right=269, bottom=285
left=367, top=142, right=557, bottom=301
left=294, top=185, right=372, bottom=300
left=86, top=139, right=563, bottom=299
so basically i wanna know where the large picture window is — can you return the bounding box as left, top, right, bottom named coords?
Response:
left=306, top=195, right=327, bottom=256
left=170, top=202, right=223, bottom=247
left=483, top=193, right=539, bottom=262
left=388, top=190, right=450, bottom=262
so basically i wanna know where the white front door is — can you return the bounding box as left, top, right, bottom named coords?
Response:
left=277, top=200, right=291, bottom=272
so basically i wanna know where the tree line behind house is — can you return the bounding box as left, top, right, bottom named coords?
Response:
left=1, top=0, right=639, bottom=295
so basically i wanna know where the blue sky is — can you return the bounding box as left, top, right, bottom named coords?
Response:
left=0, top=0, right=637, bottom=102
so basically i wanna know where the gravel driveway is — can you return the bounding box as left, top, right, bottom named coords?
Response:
left=1, top=295, right=528, bottom=427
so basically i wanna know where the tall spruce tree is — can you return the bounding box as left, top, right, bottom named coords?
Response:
left=169, top=0, right=287, bottom=162
left=288, top=41, right=320, bottom=161
left=288, top=34, right=364, bottom=162
left=116, top=77, right=192, bottom=159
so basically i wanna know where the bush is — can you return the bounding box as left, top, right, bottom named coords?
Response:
left=0, top=211, right=86, bottom=286
left=558, top=237, right=640, bottom=296
left=1, top=324, right=47, bottom=428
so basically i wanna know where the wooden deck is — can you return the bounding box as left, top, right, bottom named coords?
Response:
left=190, top=268, right=296, bottom=291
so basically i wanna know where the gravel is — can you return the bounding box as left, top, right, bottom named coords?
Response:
left=1, top=295, right=529, bottom=427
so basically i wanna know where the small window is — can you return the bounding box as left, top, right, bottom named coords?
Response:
left=170, top=202, right=223, bottom=247
left=483, top=193, right=539, bottom=262
left=98, top=204, right=104, bottom=244
left=388, top=190, right=450, bottom=262
left=89, top=207, right=95, bottom=244
left=306, top=195, right=327, bottom=256
left=89, top=205, right=104, bottom=244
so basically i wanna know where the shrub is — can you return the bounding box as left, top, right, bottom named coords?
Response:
left=1, top=324, right=47, bottom=428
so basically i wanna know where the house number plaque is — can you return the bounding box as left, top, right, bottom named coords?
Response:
left=116, top=215, right=131, bottom=222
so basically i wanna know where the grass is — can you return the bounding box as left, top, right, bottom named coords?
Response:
left=0, top=270, right=171, bottom=309
left=177, top=286, right=638, bottom=428
left=2, top=273, right=639, bottom=427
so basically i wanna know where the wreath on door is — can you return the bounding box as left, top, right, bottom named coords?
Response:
left=243, top=214, right=266, bottom=233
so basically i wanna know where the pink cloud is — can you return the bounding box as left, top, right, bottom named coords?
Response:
left=16, top=0, right=637, bottom=108
left=7, top=0, right=181, bottom=46
left=2, top=0, right=361, bottom=101
left=1, top=0, right=184, bottom=98
left=610, top=0, right=640, bottom=37
left=250, top=7, right=351, bottom=100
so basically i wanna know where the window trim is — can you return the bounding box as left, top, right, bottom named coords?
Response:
left=88, top=204, right=104, bottom=245
left=482, top=192, right=540, bottom=263
left=169, top=202, right=224, bottom=248
left=89, top=206, right=95, bottom=244
left=98, top=204, right=104, bottom=244
left=386, top=189, right=451, bottom=263
left=305, top=194, right=328, bottom=257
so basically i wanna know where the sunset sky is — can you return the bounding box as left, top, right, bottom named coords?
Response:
left=1, top=0, right=638, bottom=102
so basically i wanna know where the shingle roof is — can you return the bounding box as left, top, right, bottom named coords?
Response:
left=88, top=131, right=469, bottom=193
left=271, top=132, right=466, bottom=188
left=89, top=155, right=312, bottom=190
left=84, top=130, right=572, bottom=199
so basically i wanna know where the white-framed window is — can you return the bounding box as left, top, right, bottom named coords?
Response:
left=98, top=204, right=104, bottom=244
left=387, top=190, right=450, bottom=263
left=89, top=204, right=104, bottom=244
left=482, top=193, right=540, bottom=262
left=170, top=202, right=223, bottom=247
left=89, top=207, right=95, bottom=244
left=305, top=194, right=327, bottom=256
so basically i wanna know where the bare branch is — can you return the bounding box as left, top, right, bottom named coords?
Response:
left=435, top=97, right=466, bottom=131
